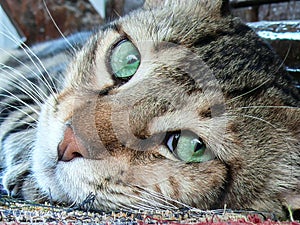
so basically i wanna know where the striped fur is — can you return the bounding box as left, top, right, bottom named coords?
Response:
left=0, top=0, right=300, bottom=218
left=0, top=32, right=91, bottom=196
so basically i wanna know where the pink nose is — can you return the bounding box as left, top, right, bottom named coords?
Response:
left=57, top=126, right=89, bottom=162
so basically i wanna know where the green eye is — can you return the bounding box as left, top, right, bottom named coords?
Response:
left=165, top=131, right=214, bottom=163
left=110, top=40, right=141, bottom=79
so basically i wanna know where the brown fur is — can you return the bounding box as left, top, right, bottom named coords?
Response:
left=0, top=0, right=299, bottom=219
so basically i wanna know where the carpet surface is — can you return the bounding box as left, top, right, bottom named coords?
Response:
left=1, top=196, right=299, bottom=225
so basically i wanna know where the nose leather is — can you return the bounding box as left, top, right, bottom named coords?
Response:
left=57, top=125, right=89, bottom=162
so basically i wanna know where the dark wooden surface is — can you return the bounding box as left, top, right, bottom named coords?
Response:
left=1, top=0, right=300, bottom=44
left=230, top=0, right=300, bottom=8
left=0, top=0, right=145, bottom=45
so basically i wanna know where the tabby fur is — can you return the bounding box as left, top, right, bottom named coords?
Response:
left=0, top=0, right=299, bottom=219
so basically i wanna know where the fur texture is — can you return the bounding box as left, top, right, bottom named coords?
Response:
left=0, top=0, right=299, bottom=218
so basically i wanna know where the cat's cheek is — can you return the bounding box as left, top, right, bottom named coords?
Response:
left=123, top=160, right=228, bottom=208
left=31, top=98, right=67, bottom=200
left=48, top=158, right=133, bottom=208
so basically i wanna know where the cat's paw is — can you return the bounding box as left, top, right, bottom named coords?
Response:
left=0, top=128, right=41, bottom=199
left=2, top=163, right=42, bottom=201
left=2, top=162, right=31, bottom=197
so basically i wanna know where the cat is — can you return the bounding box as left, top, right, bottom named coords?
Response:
left=0, top=0, right=299, bottom=219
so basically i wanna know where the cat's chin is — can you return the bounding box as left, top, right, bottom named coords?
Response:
left=31, top=156, right=154, bottom=210
left=31, top=145, right=228, bottom=211
left=32, top=109, right=138, bottom=210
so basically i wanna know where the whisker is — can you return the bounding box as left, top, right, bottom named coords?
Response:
left=18, top=42, right=59, bottom=95
left=129, top=184, right=193, bottom=210
left=0, top=90, right=40, bottom=113
left=0, top=97, right=39, bottom=121
left=131, top=203, right=156, bottom=211
left=0, top=42, right=58, bottom=99
left=133, top=190, right=178, bottom=210
left=0, top=26, right=59, bottom=96
left=114, top=201, right=135, bottom=211
left=106, top=199, right=130, bottom=211
left=0, top=62, right=50, bottom=103
left=0, top=68, right=44, bottom=107
left=237, top=105, right=299, bottom=110
left=279, top=43, right=291, bottom=72
left=0, top=20, right=25, bottom=49
left=225, top=112, right=295, bottom=155
left=227, top=79, right=270, bottom=104
left=144, top=2, right=160, bottom=46
left=122, top=191, right=173, bottom=210
left=42, top=0, right=77, bottom=54
left=127, top=201, right=157, bottom=211
left=231, top=113, right=278, bottom=129
left=0, top=119, right=37, bottom=128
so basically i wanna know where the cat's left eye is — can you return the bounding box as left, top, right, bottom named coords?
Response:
left=110, top=40, right=141, bottom=80
left=164, top=130, right=215, bottom=163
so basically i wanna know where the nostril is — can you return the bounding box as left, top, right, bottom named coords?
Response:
left=72, top=152, right=83, bottom=158
left=57, top=126, right=89, bottom=162
left=57, top=145, right=83, bottom=162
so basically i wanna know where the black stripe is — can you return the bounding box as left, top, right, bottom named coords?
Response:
left=0, top=96, right=37, bottom=122
left=211, top=162, right=233, bottom=209
left=1, top=120, right=36, bottom=149
left=36, top=31, right=91, bottom=56
left=156, top=65, right=200, bottom=95
left=3, top=31, right=91, bottom=69
left=100, top=22, right=120, bottom=33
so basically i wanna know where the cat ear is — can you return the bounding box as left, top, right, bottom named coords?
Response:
left=143, top=0, right=230, bottom=17
left=217, top=0, right=231, bottom=16
left=198, top=0, right=231, bottom=17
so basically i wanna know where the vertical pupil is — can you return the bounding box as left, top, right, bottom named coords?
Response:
left=172, top=133, right=180, bottom=151
left=194, top=139, right=204, bottom=152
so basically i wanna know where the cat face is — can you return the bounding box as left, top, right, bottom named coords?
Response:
left=12, top=0, right=300, bottom=217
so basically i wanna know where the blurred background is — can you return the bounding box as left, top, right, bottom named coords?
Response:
left=0, top=0, right=299, bottom=84
left=0, top=0, right=299, bottom=45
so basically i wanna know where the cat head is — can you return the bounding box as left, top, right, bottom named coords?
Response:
left=27, top=0, right=300, bottom=217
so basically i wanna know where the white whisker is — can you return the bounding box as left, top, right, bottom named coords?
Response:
left=0, top=120, right=37, bottom=128
left=0, top=28, right=58, bottom=96
left=129, top=184, right=193, bottom=210
left=238, top=105, right=299, bottom=110
left=0, top=43, right=58, bottom=99
left=0, top=97, right=39, bottom=121
left=227, top=79, right=270, bottom=104
left=0, top=68, right=44, bottom=107
left=0, top=62, right=49, bottom=102
left=42, top=0, right=77, bottom=53
left=113, top=202, right=134, bottom=211
left=225, top=112, right=294, bottom=155
left=228, top=113, right=277, bottom=129
left=17, top=42, right=59, bottom=95
left=122, top=191, right=171, bottom=210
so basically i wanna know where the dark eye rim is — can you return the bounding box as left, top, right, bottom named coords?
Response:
left=107, top=38, right=141, bottom=83
left=163, top=130, right=181, bottom=153
left=163, top=130, right=208, bottom=162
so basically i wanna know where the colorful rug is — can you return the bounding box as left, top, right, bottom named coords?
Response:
left=0, top=195, right=299, bottom=225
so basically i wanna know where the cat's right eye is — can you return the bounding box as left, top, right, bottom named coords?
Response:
left=110, top=39, right=141, bottom=80
left=164, top=130, right=215, bottom=163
